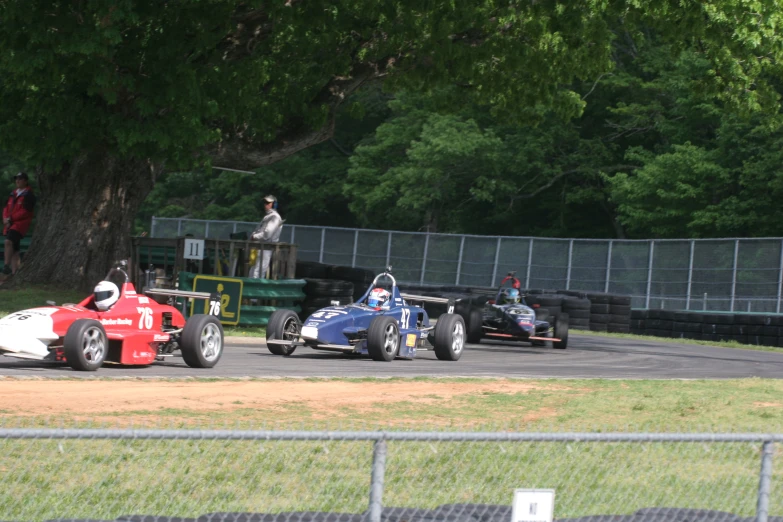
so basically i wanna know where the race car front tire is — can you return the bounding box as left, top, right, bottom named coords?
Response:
left=266, top=310, right=300, bottom=356
left=553, top=313, right=569, bottom=349
left=181, top=314, right=225, bottom=368
left=465, top=307, right=483, bottom=344
left=367, top=316, right=400, bottom=362
left=434, top=314, right=465, bottom=361
left=64, top=319, right=108, bottom=371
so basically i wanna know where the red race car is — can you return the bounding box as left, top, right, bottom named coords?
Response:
left=0, top=262, right=224, bottom=371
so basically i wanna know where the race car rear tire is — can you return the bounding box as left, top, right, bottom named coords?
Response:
left=266, top=310, right=301, bottom=356
left=180, top=315, right=225, bottom=368
left=553, top=313, right=569, bottom=349
left=64, top=319, right=108, bottom=371
left=434, top=314, right=465, bottom=361
left=466, top=307, right=483, bottom=344
left=367, top=316, right=400, bottom=362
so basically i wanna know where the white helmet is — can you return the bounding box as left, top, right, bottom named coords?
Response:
left=94, top=280, right=120, bottom=311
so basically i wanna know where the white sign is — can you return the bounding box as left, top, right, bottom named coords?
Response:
left=184, top=239, right=205, bottom=260
left=511, top=489, right=555, bottom=522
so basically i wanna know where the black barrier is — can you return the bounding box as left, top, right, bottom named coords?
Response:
left=631, top=309, right=783, bottom=348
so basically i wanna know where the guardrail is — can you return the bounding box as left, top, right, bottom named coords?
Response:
left=0, top=428, right=777, bottom=522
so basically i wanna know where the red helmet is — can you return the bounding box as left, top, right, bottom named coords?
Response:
left=368, top=287, right=391, bottom=308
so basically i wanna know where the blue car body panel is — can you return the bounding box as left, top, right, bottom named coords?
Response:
left=300, top=282, right=432, bottom=358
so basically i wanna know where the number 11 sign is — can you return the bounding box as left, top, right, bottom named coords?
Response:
left=184, top=238, right=205, bottom=260
left=511, top=489, right=555, bottom=522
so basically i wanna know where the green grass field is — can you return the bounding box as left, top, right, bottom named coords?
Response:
left=0, top=377, right=781, bottom=521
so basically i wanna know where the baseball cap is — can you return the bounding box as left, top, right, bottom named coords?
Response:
left=14, top=172, right=28, bottom=180
left=263, top=195, right=277, bottom=203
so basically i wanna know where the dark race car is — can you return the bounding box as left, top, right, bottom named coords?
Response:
left=265, top=269, right=466, bottom=362
left=464, top=272, right=568, bottom=348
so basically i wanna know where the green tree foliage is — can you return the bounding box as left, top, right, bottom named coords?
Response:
left=602, top=45, right=783, bottom=238
left=1, top=1, right=782, bottom=287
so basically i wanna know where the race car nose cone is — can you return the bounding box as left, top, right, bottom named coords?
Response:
left=517, top=322, right=535, bottom=331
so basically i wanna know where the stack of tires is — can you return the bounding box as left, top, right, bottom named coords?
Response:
left=326, top=266, right=376, bottom=302
left=295, top=261, right=330, bottom=279
left=300, top=278, right=354, bottom=317
left=585, top=293, right=632, bottom=333
left=607, top=295, right=632, bottom=333
left=294, top=261, right=379, bottom=317
left=560, top=296, right=591, bottom=330
left=524, top=294, right=563, bottom=320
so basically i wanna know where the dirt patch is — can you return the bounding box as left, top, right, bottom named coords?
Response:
left=0, top=379, right=566, bottom=417
left=753, top=401, right=783, bottom=408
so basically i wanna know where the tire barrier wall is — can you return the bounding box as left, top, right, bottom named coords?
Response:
left=631, top=309, right=783, bottom=348
left=295, top=261, right=377, bottom=318
left=293, top=262, right=641, bottom=333
left=341, top=278, right=634, bottom=333
left=177, top=271, right=305, bottom=326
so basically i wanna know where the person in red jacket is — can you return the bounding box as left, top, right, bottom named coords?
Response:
left=2, top=172, right=36, bottom=275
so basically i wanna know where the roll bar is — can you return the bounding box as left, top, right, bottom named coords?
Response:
left=371, top=268, right=397, bottom=288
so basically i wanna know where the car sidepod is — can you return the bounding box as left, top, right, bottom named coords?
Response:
left=0, top=308, right=61, bottom=359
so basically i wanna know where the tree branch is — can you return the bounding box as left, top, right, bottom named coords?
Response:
left=206, top=63, right=380, bottom=169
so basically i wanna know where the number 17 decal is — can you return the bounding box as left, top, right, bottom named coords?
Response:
left=400, top=308, right=410, bottom=329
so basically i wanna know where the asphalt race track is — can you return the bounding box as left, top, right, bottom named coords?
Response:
left=0, top=333, right=782, bottom=378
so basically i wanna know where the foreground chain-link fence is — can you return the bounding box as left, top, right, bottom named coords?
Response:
left=0, top=428, right=779, bottom=522
left=149, top=218, right=783, bottom=313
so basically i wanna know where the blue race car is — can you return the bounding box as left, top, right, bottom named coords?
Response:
left=265, top=269, right=466, bottom=361
left=465, top=272, right=568, bottom=348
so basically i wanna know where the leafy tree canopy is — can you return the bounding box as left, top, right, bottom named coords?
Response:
left=1, top=0, right=781, bottom=172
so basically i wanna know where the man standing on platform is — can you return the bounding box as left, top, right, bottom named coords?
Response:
left=250, top=194, right=283, bottom=279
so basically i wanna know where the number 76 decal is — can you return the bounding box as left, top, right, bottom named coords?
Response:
left=136, top=307, right=153, bottom=329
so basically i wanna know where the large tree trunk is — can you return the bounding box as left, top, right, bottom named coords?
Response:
left=13, top=151, right=158, bottom=292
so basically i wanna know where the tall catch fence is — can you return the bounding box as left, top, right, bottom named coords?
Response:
left=150, top=218, right=783, bottom=313
left=0, top=427, right=779, bottom=522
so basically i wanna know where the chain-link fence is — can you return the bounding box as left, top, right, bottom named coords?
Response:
left=0, top=427, right=779, bottom=522
left=150, top=218, right=783, bottom=313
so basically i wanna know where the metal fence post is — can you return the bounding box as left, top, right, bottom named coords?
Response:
left=420, top=234, right=430, bottom=284
left=369, top=439, right=387, bottom=522
left=756, top=441, right=774, bottom=522
left=731, top=239, right=739, bottom=312
left=204, top=221, right=210, bottom=239
left=352, top=230, right=359, bottom=268
left=232, top=222, right=238, bottom=234
left=491, top=238, right=501, bottom=287
left=645, top=241, right=654, bottom=309
left=456, top=236, right=465, bottom=286
left=604, top=240, right=613, bottom=293
left=290, top=225, right=296, bottom=245
left=777, top=240, right=783, bottom=314
left=525, top=238, right=533, bottom=289
left=176, top=219, right=182, bottom=237
left=319, top=228, right=326, bottom=263
left=386, top=232, right=392, bottom=268
left=686, top=240, right=695, bottom=310
left=150, top=217, right=158, bottom=238
left=566, top=239, right=574, bottom=290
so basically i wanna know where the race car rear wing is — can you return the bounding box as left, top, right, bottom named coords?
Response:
left=144, top=288, right=213, bottom=300
left=143, top=288, right=222, bottom=317
left=400, top=293, right=461, bottom=314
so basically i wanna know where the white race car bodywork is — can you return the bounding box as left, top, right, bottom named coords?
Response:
left=0, top=308, right=60, bottom=360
